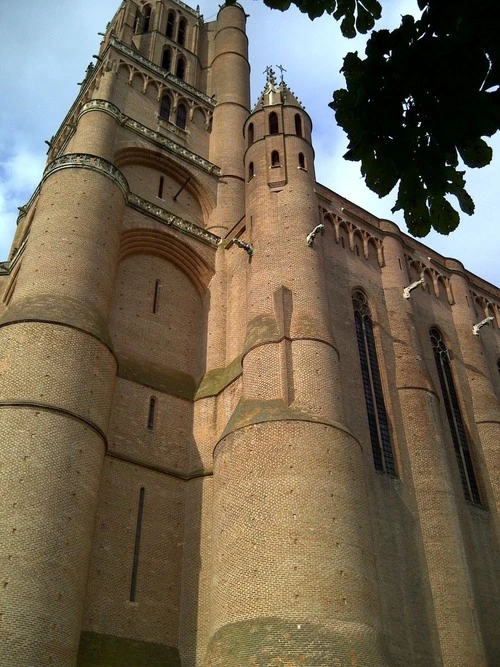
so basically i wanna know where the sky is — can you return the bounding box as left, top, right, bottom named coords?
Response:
left=1, top=0, right=498, bottom=287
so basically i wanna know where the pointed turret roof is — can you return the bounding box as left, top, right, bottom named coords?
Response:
left=252, top=66, right=305, bottom=111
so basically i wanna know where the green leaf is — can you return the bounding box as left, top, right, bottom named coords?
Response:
left=429, top=196, right=460, bottom=234
left=447, top=183, right=475, bottom=215
left=356, top=4, right=375, bottom=33
left=457, top=138, right=493, bottom=168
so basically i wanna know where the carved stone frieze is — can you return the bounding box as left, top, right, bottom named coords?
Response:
left=129, top=193, right=220, bottom=247
left=42, top=153, right=130, bottom=197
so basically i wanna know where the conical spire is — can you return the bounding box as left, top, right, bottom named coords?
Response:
left=253, top=65, right=305, bottom=111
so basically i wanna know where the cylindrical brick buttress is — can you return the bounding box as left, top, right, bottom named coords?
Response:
left=0, top=105, right=126, bottom=666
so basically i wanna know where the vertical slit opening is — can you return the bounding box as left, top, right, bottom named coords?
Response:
left=130, top=487, right=145, bottom=602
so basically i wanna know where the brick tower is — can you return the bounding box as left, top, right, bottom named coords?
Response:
left=1, top=1, right=500, bottom=666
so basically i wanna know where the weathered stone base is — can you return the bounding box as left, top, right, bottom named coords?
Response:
left=204, top=617, right=389, bottom=666
left=77, top=631, right=181, bottom=666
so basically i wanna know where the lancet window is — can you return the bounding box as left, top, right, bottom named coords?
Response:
left=353, top=290, right=396, bottom=476
left=430, top=327, right=482, bottom=504
left=176, top=104, right=187, bottom=130
left=159, top=94, right=172, bottom=121
left=269, top=112, right=279, bottom=135
left=166, top=10, right=175, bottom=38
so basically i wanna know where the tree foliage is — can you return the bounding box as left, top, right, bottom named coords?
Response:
left=247, top=0, right=500, bottom=237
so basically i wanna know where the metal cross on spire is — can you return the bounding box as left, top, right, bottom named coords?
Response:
left=264, top=65, right=277, bottom=85
left=276, top=64, right=287, bottom=83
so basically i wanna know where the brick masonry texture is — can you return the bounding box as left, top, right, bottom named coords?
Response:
left=1, top=0, right=500, bottom=665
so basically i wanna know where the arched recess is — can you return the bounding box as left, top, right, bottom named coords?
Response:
left=114, top=146, right=216, bottom=225
left=118, top=228, right=213, bottom=298
left=109, top=230, right=211, bottom=383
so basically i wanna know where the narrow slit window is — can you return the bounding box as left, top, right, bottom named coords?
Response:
left=148, top=396, right=156, bottom=429
left=159, top=94, right=171, bottom=121
left=153, top=278, right=161, bottom=311
left=269, top=112, right=279, bottom=135
left=166, top=10, right=175, bottom=38
left=143, top=4, right=152, bottom=32
left=294, top=113, right=302, bottom=137
left=298, top=152, right=305, bottom=168
left=161, top=48, right=171, bottom=72
left=248, top=161, right=254, bottom=180
left=130, top=487, right=145, bottom=602
left=271, top=150, right=280, bottom=167
left=158, top=176, right=164, bottom=199
left=177, top=18, right=187, bottom=46
left=430, top=327, right=482, bottom=504
left=176, top=104, right=187, bottom=130
left=353, top=290, right=396, bottom=476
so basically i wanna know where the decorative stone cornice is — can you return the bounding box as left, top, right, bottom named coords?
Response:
left=125, top=117, right=220, bottom=175
left=77, top=99, right=220, bottom=177
left=79, top=99, right=123, bottom=121
left=129, top=194, right=220, bottom=247
left=42, top=153, right=130, bottom=198
left=111, top=38, right=216, bottom=108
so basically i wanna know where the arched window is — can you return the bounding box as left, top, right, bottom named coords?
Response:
left=248, top=122, right=254, bottom=147
left=298, top=152, right=305, bottom=168
left=176, top=57, right=185, bottom=80
left=248, top=161, right=254, bottom=180
left=143, top=4, right=152, bottom=32
left=430, top=328, right=482, bottom=504
left=294, top=113, right=302, bottom=137
left=353, top=290, right=396, bottom=476
left=161, top=48, right=171, bottom=72
left=177, top=17, right=187, bottom=46
left=269, top=111, right=279, bottom=135
left=166, top=10, right=175, bottom=38
left=176, top=104, right=187, bottom=130
left=159, top=94, right=171, bottom=121
left=271, top=150, right=280, bottom=167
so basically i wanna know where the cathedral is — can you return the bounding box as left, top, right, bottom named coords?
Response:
left=1, top=1, right=500, bottom=665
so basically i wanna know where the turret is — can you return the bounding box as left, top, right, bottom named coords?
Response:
left=204, top=70, right=389, bottom=666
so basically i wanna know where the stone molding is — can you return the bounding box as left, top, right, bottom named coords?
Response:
left=78, top=99, right=220, bottom=177
left=128, top=194, right=220, bottom=247
left=42, top=152, right=130, bottom=197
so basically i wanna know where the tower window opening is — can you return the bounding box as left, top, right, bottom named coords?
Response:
left=248, top=162, right=254, bottom=180
left=430, top=327, right=482, bottom=504
left=176, top=104, right=187, bottom=130
left=158, top=176, right=164, bottom=199
left=143, top=4, right=152, bottom=32
left=298, top=152, right=305, bottom=169
left=166, top=10, right=175, bottom=38
left=159, top=94, right=171, bottom=121
left=177, top=17, right=187, bottom=46
left=269, top=112, right=279, bottom=135
left=134, top=10, right=141, bottom=33
left=248, top=123, right=254, bottom=147
left=148, top=396, right=156, bottom=429
left=271, top=150, right=280, bottom=167
left=176, top=57, right=185, bottom=80
left=130, top=487, right=145, bottom=602
left=353, top=290, right=396, bottom=476
left=295, top=113, right=303, bottom=137
left=161, top=48, right=172, bottom=72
